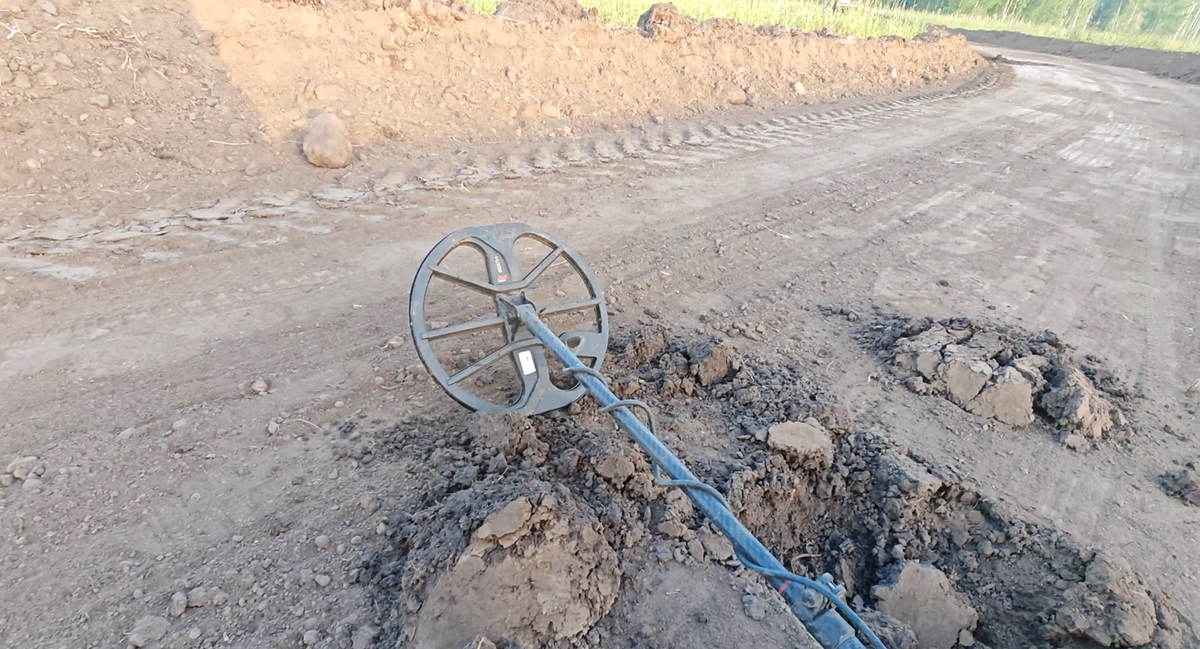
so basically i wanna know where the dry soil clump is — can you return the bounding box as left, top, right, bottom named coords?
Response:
left=865, top=314, right=1129, bottom=450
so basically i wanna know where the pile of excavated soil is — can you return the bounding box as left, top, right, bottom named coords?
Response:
left=951, top=28, right=1200, bottom=86
left=0, top=0, right=984, bottom=225
left=862, top=313, right=1130, bottom=451
left=361, top=325, right=1195, bottom=649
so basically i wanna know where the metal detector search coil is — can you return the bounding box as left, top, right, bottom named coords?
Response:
left=409, top=223, right=886, bottom=649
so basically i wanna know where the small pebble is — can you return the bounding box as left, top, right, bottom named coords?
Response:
left=742, top=594, right=767, bottom=621
left=169, top=591, right=188, bottom=618
left=314, top=535, right=332, bottom=550
left=303, top=630, right=320, bottom=645
left=315, top=574, right=331, bottom=587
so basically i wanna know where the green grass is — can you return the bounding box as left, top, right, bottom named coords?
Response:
left=882, top=7, right=1200, bottom=51
left=464, top=0, right=1200, bottom=52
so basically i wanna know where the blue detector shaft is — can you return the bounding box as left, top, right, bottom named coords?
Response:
left=513, top=304, right=885, bottom=649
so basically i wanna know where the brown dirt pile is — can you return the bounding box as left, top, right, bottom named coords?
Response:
left=862, top=313, right=1130, bottom=450
left=0, top=0, right=983, bottom=211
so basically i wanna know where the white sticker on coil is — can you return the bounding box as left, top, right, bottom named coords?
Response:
left=518, top=350, right=536, bottom=375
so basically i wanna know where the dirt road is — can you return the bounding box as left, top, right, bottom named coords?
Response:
left=2, top=47, right=1199, bottom=648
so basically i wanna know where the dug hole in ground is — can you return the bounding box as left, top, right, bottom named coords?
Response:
left=2, top=1, right=1196, bottom=649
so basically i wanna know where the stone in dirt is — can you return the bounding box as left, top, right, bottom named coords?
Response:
left=128, top=615, right=170, bottom=647
left=940, top=350, right=993, bottom=407
left=303, top=112, right=354, bottom=169
left=471, top=412, right=549, bottom=466
left=493, top=0, right=599, bottom=24
left=857, top=609, right=918, bottom=649
left=1039, top=366, right=1115, bottom=439
left=767, top=419, right=833, bottom=467
left=1045, top=553, right=1157, bottom=647
left=351, top=625, right=381, bottom=649
left=186, top=587, right=211, bottom=608
left=460, top=637, right=496, bottom=649
left=412, top=490, right=619, bottom=649
left=5, top=456, right=45, bottom=480
left=966, top=366, right=1035, bottom=427
left=698, top=527, right=734, bottom=561
left=1010, top=354, right=1049, bottom=392
left=1063, top=433, right=1089, bottom=451
left=1160, top=465, right=1200, bottom=506
left=169, top=591, right=188, bottom=617
left=687, top=336, right=738, bottom=386
left=620, top=325, right=668, bottom=366
left=742, top=594, right=767, bottom=620
left=872, top=561, right=978, bottom=649
left=637, top=3, right=696, bottom=43
left=473, top=496, right=533, bottom=547
left=594, top=453, right=637, bottom=484
left=892, top=325, right=967, bottom=381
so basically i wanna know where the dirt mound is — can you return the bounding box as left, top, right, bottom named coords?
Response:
left=864, top=314, right=1128, bottom=450
left=361, top=324, right=1194, bottom=649
left=412, top=489, right=620, bottom=649
left=951, top=28, right=1200, bottom=86
left=0, top=0, right=984, bottom=226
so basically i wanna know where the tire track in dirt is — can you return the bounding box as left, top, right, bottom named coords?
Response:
left=0, top=66, right=1000, bottom=295
left=379, top=66, right=1002, bottom=193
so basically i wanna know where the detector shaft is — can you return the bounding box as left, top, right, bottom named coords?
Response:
left=514, top=304, right=877, bottom=649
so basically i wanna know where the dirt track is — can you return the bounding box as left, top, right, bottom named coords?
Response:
left=953, top=28, right=1200, bottom=85
left=3, top=8, right=1200, bottom=649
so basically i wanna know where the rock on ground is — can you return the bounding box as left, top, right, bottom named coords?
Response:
left=620, top=324, right=669, bottom=366
left=872, top=561, right=978, bottom=649
left=742, top=594, right=768, bottom=620
left=767, top=419, right=833, bottom=467
left=128, top=616, right=170, bottom=647
left=412, top=490, right=619, bottom=649
left=966, top=366, right=1035, bottom=427
left=1160, top=465, right=1200, bottom=506
left=302, top=112, right=354, bottom=169
left=472, top=496, right=534, bottom=547
left=893, top=324, right=968, bottom=381
left=637, top=3, right=696, bottom=43
left=858, top=609, right=918, bottom=649
left=1039, top=366, right=1115, bottom=439
left=687, top=337, right=739, bottom=386
left=940, top=352, right=993, bottom=407
left=1044, top=553, right=1157, bottom=647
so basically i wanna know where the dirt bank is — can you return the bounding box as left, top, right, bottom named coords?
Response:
left=952, top=28, right=1200, bottom=85
left=0, top=0, right=983, bottom=220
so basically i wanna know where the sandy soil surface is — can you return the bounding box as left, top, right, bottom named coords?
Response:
left=953, top=28, right=1200, bottom=85
left=3, top=2, right=1200, bottom=649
